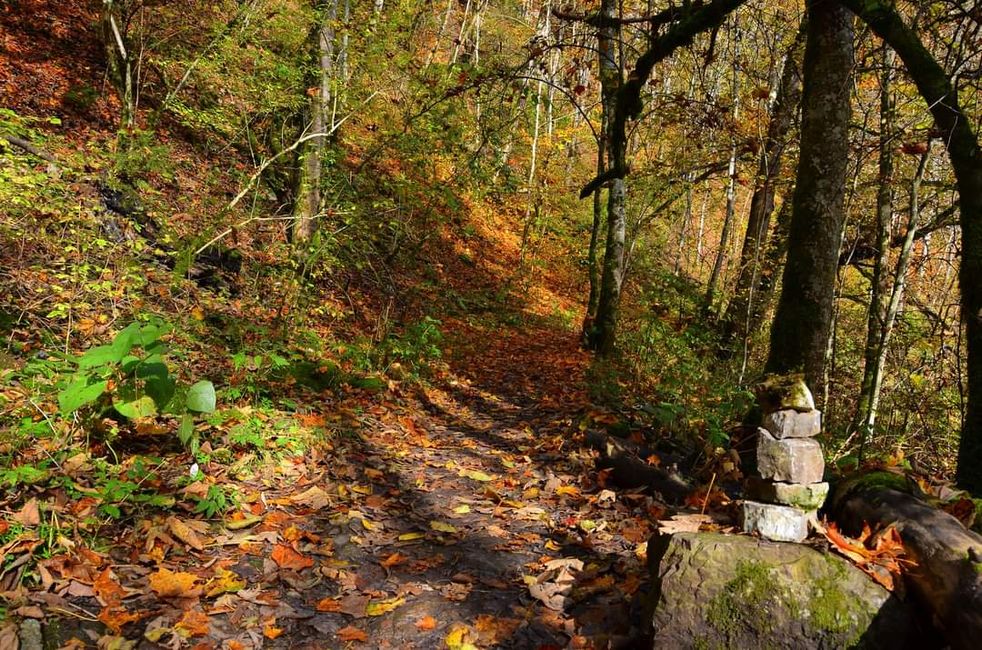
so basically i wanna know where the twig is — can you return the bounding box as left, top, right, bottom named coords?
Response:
left=701, top=472, right=717, bottom=515
left=1, top=134, right=59, bottom=165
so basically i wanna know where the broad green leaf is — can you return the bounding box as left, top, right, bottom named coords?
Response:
left=146, top=374, right=176, bottom=410
left=110, top=322, right=142, bottom=358
left=114, top=395, right=157, bottom=419
left=78, top=345, right=123, bottom=369
left=58, top=377, right=108, bottom=414
left=186, top=380, right=216, bottom=413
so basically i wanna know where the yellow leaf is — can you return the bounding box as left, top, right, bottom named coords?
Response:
left=444, top=623, right=479, bottom=649
left=365, top=596, right=405, bottom=616
left=555, top=485, right=580, bottom=497
left=459, top=468, right=494, bottom=482
left=430, top=521, right=458, bottom=533
left=223, top=513, right=263, bottom=530
left=398, top=531, right=425, bottom=541
left=453, top=504, right=471, bottom=514
left=148, top=567, right=199, bottom=598
left=544, top=540, right=561, bottom=551
left=205, top=567, right=245, bottom=597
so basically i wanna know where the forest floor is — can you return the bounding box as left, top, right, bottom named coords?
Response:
left=8, top=316, right=679, bottom=650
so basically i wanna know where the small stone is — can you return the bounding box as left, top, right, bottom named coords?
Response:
left=757, top=429, right=824, bottom=484
left=747, top=477, right=829, bottom=510
left=763, top=409, right=821, bottom=439
left=740, top=501, right=811, bottom=543
left=19, top=619, right=43, bottom=650
left=755, top=375, right=815, bottom=413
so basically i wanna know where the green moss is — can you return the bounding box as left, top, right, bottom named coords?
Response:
left=810, top=559, right=855, bottom=634
left=707, top=560, right=782, bottom=643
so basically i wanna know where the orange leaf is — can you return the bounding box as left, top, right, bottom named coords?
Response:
left=98, top=607, right=141, bottom=634
left=271, top=544, right=314, bottom=570
left=175, top=609, right=211, bottom=637
left=315, top=597, right=343, bottom=612
left=416, top=615, right=437, bottom=631
left=380, top=552, right=407, bottom=569
left=149, top=567, right=200, bottom=598
left=264, top=625, right=284, bottom=639
left=824, top=522, right=872, bottom=564
left=337, top=625, right=368, bottom=642
left=93, top=568, right=126, bottom=607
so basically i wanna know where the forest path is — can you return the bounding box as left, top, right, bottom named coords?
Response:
left=275, top=318, right=652, bottom=648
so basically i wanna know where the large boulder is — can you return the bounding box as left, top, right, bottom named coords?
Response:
left=646, top=532, right=920, bottom=649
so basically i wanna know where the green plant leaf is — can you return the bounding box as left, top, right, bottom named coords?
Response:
left=110, top=322, right=143, bottom=358
left=58, top=377, right=108, bottom=414
left=77, top=345, right=124, bottom=369
left=146, top=374, right=177, bottom=410
left=178, top=413, right=195, bottom=446
left=114, top=395, right=157, bottom=419
left=186, top=380, right=216, bottom=413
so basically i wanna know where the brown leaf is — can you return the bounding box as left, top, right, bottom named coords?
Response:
left=167, top=516, right=206, bottom=551
left=291, top=486, right=333, bottom=510
left=271, top=544, right=314, bottom=571
left=337, top=625, right=368, bottom=642
left=93, top=568, right=126, bottom=607
left=380, top=552, right=407, bottom=569
left=97, top=607, right=142, bottom=634
left=315, top=597, right=342, bottom=612
left=12, top=498, right=40, bottom=527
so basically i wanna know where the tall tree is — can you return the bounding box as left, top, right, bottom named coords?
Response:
left=588, top=0, right=627, bottom=355
left=293, top=0, right=337, bottom=244
left=852, top=46, right=897, bottom=447
left=765, top=0, right=854, bottom=393
left=720, top=23, right=804, bottom=355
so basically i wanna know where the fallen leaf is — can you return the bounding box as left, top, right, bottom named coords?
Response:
left=416, top=615, right=437, bottom=631
left=453, top=504, right=471, bottom=514
left=204, top=567, right=246, bottom=597
left=365, top=596, right=404, bottom=616
left=459, top=469, right=494, bottom=482
left=12, top=498, right=40, bottom=527
left=167, top=516, right=206, bottom=551
left=263, top=625, right=284, bottom=639
left=271, top=544, right=314, bottom=570
left=174, top=609, right=210, bottom=637
left=656, top=513, right=712, bottom=534
left=337, top=625, right=368, bottom=642
left=315, top=597, right=342, bottom=612
left=380, top=552, right=407, bottom=568
left=430, top=521, right=458, bottom=533
left=93, top=568, right=126, bottom=607
left=148, top=567, right=200, bottom=598
left=98, top=607, right=142, bottom=634
left=291, top=486, right=333, bottom=510
left=398, top=531, right=426, bottom=541
left=444, top=623, right=479, bottom=649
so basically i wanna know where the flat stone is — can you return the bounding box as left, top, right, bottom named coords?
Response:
left=647, top=531, right=918, bottom=649
left=756, top=375, right=815, bottom=413
left=764, top=409, right=822, bottom=438
left=747, top=477, right=830, bottom=510
left=757, top=429, right=824, bottom=484
left=740, top=500, right=811, bottom=542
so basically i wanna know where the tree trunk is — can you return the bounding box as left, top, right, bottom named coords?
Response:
left=102, top=0, right=136, bottom=128
left=584, top=113, right=606, bottom=342
left=853, top=47, right=897, bottom=447
left=765, top=0, right=854, bottom=392
left=293, top=0, right=337, bottom=244
left=720, top=25, right=804, bottom=353
left=839, top=0, right=982, bottom=492
left=705, top=20, right=742, bottom=313
left=589, top=0, right=627, bottom=355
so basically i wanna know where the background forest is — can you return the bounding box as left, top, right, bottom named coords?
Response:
left=1, top=0, right=982, bottom=646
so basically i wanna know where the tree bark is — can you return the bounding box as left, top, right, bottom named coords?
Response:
left=720, top=25, right=804, bottom=353
left=102, top=0, right=136, bottom=128
left=838, top=0, right=982, bottom=493
left=293, top=0, right=337, bottom=244
left=765, top=0, right=854, bottom=393
left=590, top=0, right=627, bottom=355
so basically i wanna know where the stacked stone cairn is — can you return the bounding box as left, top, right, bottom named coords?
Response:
left=741, top=377, right=828, bottom=543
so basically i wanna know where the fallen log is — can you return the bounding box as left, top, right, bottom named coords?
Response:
left=828, top=474, right=982, bottom=650
left=584, top=431, right=691, bottom=504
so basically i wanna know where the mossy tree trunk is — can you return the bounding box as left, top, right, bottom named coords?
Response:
left=765, top=0, right=854, bottom=392
left=838, top=0, right=982, bottom=493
